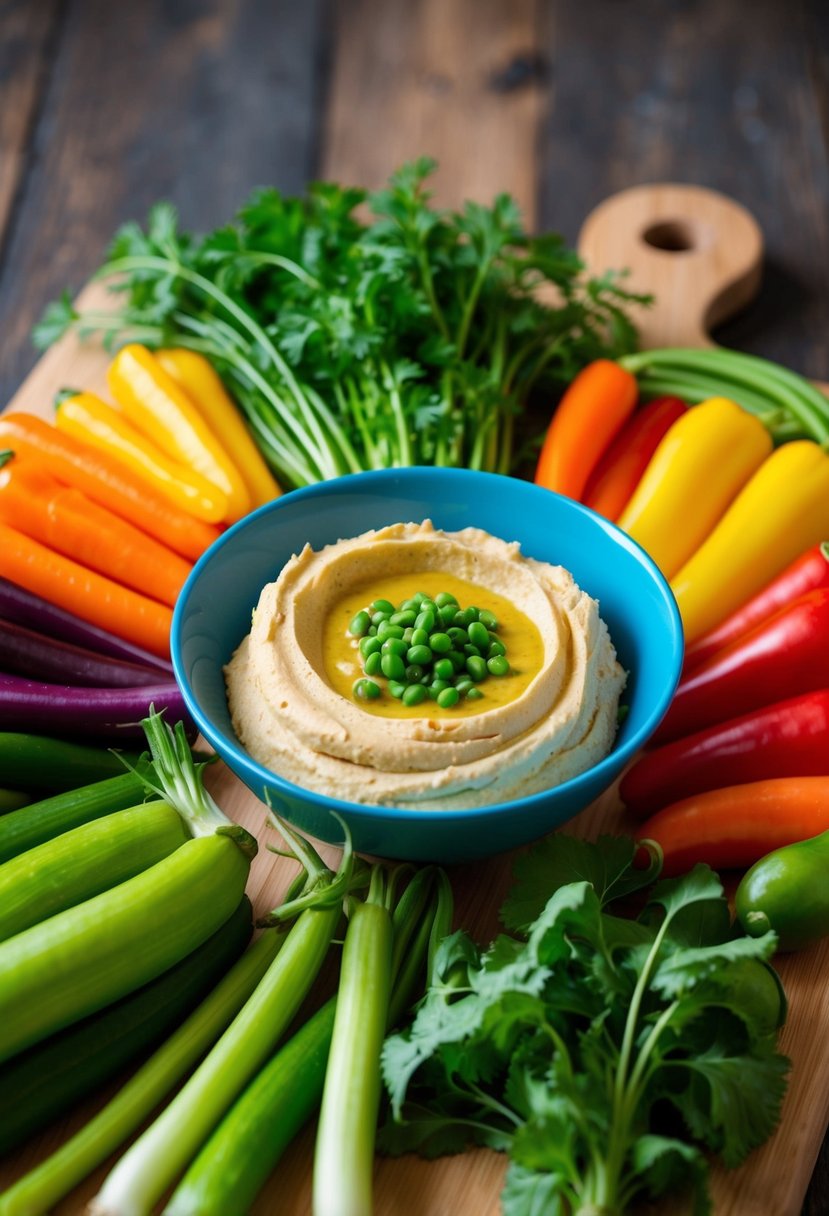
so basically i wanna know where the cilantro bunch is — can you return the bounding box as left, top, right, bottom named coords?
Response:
left=37, top=159, right=648, bottom=487
left=380, top=837, right=789, bottom=1216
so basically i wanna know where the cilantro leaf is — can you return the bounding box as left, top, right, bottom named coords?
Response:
left=501, top=835, right=659, bottom=933
left=380, top=841, right=790, bottom=1216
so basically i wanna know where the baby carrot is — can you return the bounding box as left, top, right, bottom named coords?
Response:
left=0, top=454, right=191, bottom=609
left=534, top=360, right=638, bottom=500
left=0, top=525, right=172, bottom=659
left=0, top=413, right=220, bottom=562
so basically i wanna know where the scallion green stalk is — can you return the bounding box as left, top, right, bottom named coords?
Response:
left=89, top=817, right=353, bottom=1216
left=0, top=929, right=285, bottom=1216
left=162, top=867, right=451, bottom=1216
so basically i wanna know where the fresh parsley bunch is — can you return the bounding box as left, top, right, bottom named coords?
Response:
left=380, top=837, right=789, bottom=1216
left=37, top=159, right=648, bottom=487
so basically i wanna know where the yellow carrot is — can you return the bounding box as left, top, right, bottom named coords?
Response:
left=107, top=345, right=251, bottom=523
left=156, top=349, right=280, bottom=508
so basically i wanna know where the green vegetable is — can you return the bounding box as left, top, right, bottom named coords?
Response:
left=0, top=800, right=188, bottom=942
left=351, top=587, right=514, bottom=706
left=313, top=868, right=394, bottom=1216
left=0, top=788, right=30, bottom=813
left=380, top=836, right=789, bottom=1216
left=0, top=895, right=253, bottom=1154
left=620, top=347, right=829, bottom=445
left=164, top=864, right=452, bottom=1216
left=0, top=768, right=152, bottom=864
left=0, top=714, right=256, bottom=1063
left=0, top=731, right=144, bottom=793
left=91, top=816, right=353, bottom=1216
left=736, top=829, right=829, bottom=951
left=0, top=919, right=285, bottom=1216
left=38, top=160, right=647, bottom=486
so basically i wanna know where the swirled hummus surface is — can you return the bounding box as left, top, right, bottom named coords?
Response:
left=225, top=521, right=626, bottom=810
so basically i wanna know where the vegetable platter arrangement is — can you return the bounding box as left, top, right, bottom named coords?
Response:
left=2, top=163, right=829, bottom=1215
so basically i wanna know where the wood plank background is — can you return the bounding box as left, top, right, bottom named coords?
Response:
left=1, top=1, right=829, bottom=1211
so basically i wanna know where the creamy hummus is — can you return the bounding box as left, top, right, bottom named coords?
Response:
left=225, top=521, right=625, bottom=810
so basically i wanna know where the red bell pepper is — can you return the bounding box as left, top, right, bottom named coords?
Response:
left=621, top=689, right=829, bottom=817
left=684, top=540, right=829, bottom=672
left=583, top=395, right=687, bottom=521
left=653, top=588, right=829, bottom=744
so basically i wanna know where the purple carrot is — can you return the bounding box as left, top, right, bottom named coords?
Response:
left=0, top=618, right=162, bottom=688
left=0, top=577, right=174, bottom=675
left=0, top=673, right=195, bottom=741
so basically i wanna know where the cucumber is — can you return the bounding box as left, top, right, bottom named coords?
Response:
left=0, top=830, right=254, bottom=1063
left=0, top=800, right=189, bottom=943
left=0, top=897, right=253, bottom=1152
left=0, top=769, right=152, bottom=864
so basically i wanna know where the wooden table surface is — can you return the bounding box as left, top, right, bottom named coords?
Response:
left=2, top=1, right=829, bottom=1211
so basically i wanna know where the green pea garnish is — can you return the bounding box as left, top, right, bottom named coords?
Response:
left=353, top=678, right=381, bottom=700
left=465, top=655, right=487, bottom=682
left=468, top=621, right=490, bottom=649
left=437, top=686, right=460, bottom=708
left=381, top=653, right=406, bottom=680
left=402, top=683, right=427, bottom=707
left=407, top=644, right=432, bottom=666
left=349, top=587, right=516, bottom=710
left=349, top=610, right=371, bottom=637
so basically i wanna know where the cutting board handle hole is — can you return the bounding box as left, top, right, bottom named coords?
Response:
left=641, top=219, right=696, bottom=253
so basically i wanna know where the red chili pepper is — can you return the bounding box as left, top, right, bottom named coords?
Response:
left=653, top=588, right=829, bottom=744
left=621, top=689, right=829, bottom=818
left=684, top=540, right=829, bottom=672
left=636, top=777, right=829, bottom=878
left=582, top=396, right=687, bottom=521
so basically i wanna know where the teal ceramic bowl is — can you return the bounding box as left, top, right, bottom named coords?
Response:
left=171, top=468, right=683, bottom=862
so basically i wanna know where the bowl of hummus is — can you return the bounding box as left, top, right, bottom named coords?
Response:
left=172, top=468, right=683, bottom=862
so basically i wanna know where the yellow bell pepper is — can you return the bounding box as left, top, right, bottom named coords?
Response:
left=55, top=392, right=230, bottom=524
left=155, top=349, right=281, bottom=507
left=617, top=397, right=772, bottom=579
left=672, top=440, right=829, bottom=643
left=107, top=345, right=252, bottom=524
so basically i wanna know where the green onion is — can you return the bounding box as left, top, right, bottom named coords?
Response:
left=165, top=867, right=452, bottom=1216
left=90, top=815, right=353, bottom=1216
left=620, top=347, right=829, bottom=444
left=0, top=926, right=284, bottom=1216
left=164, top=999, right=337, bottom=1216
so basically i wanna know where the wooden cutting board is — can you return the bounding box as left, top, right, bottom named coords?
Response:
left=2, top=184, right=829, bottom=1216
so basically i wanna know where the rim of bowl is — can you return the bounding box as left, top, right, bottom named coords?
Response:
left=172, top=468, right=684, bottom=825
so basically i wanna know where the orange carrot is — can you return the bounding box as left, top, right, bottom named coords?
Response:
left=0, top=413, right=221, bottom=562
left=534, top=360, right=639, bottom=500
left=0, top=454, right=191, bottom=609
left=637, top=777, right=829, bottom=877
left=0, top=524, right=173, bottom=660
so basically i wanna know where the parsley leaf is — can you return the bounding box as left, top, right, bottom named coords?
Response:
left=36, top=161, right=650, bottom=488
